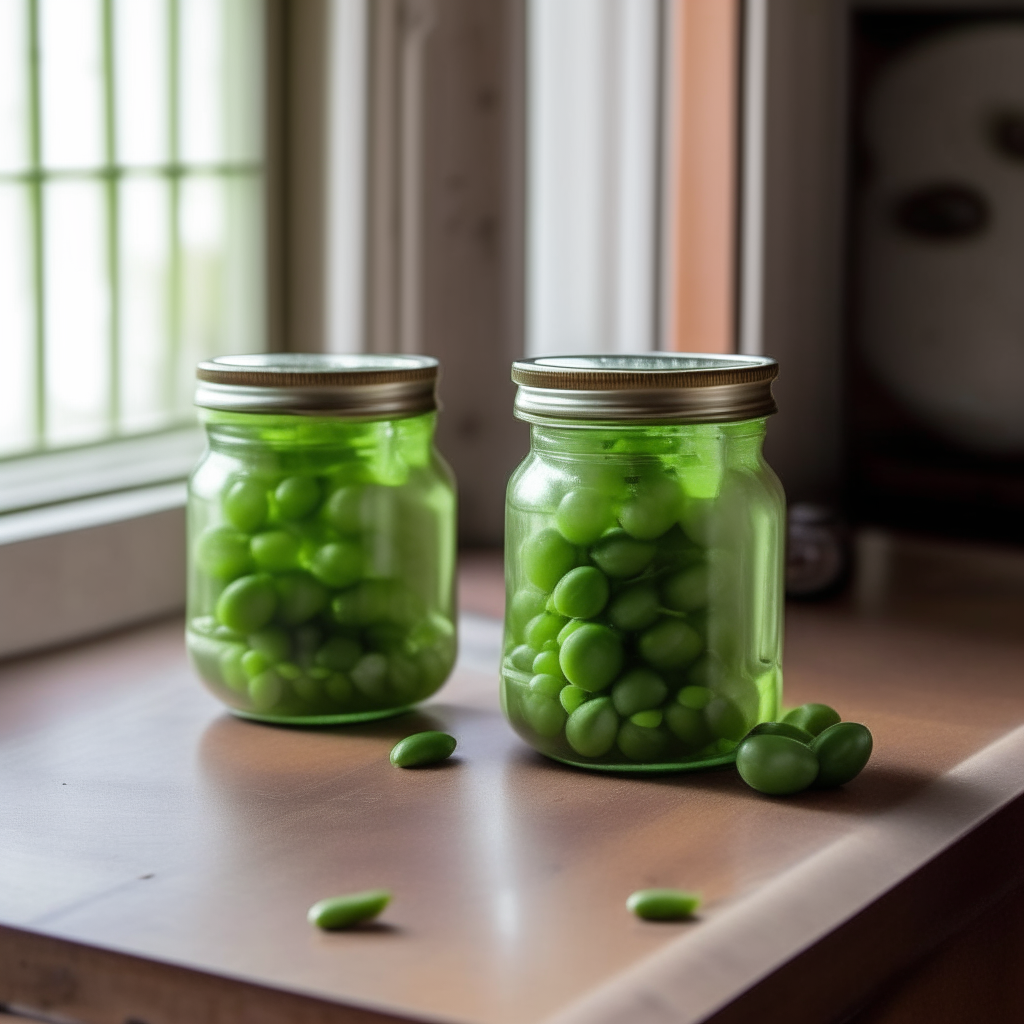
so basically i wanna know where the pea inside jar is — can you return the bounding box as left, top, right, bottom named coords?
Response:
left=187, top=355, right=457, bottom=723
left=502, top=355, right=784, bottom=771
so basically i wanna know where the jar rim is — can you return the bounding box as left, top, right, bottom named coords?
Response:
left=195, top=353, right=438, bottom=417
left=511, top=353, right=777, bottom=423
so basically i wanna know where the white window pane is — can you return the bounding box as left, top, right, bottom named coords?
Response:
left=44, top=180, right=110, bottom=446
left=114, top=0, right=168, bottom=166
left=179, top=0, right=223, bottom=163
left=120, top=176, right=169, bottom=433
left=221, top=0, right=262, bottom=163
left=0, top=185, right=36, bottom=455
left=40, top=0, right=105, bottom=170
left=0, top=0, right=29, bottom=174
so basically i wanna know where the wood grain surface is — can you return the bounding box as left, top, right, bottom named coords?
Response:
left=0, top=537, right=1021, bottom=1024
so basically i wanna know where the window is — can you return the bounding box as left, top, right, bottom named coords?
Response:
left=0, top=0, right=264, bottom=461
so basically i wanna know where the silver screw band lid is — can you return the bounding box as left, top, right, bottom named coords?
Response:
left=195, top=354, right=439, bottom=418
left=511, top=354, right=778, bottom=424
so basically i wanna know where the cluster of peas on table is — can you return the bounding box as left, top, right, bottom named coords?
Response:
left=187, top=465, right=454, bottom=720
left=502, top=455, right=769, bottom=768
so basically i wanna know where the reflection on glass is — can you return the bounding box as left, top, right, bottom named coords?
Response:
left=0, top=185, right=35, bottom=456
left=44, top=180, right=109, bottom=447
left=115, top=0, right=168, bottom=167
left=0, top=0, right=28, bottom=174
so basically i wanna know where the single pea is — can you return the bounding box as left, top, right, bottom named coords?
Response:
left=507, top=644, right=538, bottom=673
left=626, top=888, right=700, bottom=921
left=248, top=626, right=291, bottom=663
left=589, top=529, right=656, bottom=579
left=532, top=650, right=563, bottom=677
left=241, top=648, right=271, bottom=679
left=555, top=488, right=616, bottom=545
left=274, top=571, right=329, bottom=625
left=565, top=696, right=619, bottom=757
left=389, top=731, right=457, bottom=767
left=219, top=645, right=248, bottom=692
left=607, top=585, right=661, bottom=635
left=250, top=530, right=301, bottom=572
left=618, top=475, right=682, bottom=540
left=276, top=661, right=302, bottom=681
left=216, top=574, right=277, bottom=633
left=747, top=721, right=814, bottom=744
left=736, top=734, right=819, bottom=795
left=617, top=721, right=668, bottom=762
left=507, top=588, right=548, bottom=641
left=275, top=476, right=321, bottom=521
left=307, top=889, right=391, bottom=930
left=559, top=624, right=624, bottom=692
left=310, top=541, right=363, bottom=589
left=522, top=529, right=578, bottom=592
left=556, top=618, right=587, bottom=645
left=664, top=703, right=712, bottom=751
left=678, top=496, right=713, bottom=546
left=812, top=722, right=873, bottom=788
left=559, top=684, right=589, bottom=714
left=195, top=526, right=252, bottom=580
left=611, top=668, right=668, bottom=717
left=705, top=696, right=748, bottom=741
left=524, top=612, right=569, bottom=650
left=783, top=703, right=841, bottom=737
left=322, top=485, right=363, bottom=534
left=315, top=636, right=363, bottom=672
left=630, top=709, right=663, bottom=728
left=661, top=565, right=709, bottom=613
left=530, top=673, right=565, bottom=699
left=552, top=566, right=610, bottom=620
left=249, top=669, right=284, bottom=711
left=524, top=695, right=568, bottom=738
left=638, top=619, right=703, bottom=671
left=677, top=685, right=712, bottom=710
left=350, top=652, right=389, bottom=699
left=223, top=479, right=268, bottom=533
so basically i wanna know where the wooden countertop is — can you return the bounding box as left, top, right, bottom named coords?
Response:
left=1, top=535, right=1024, bottom=1024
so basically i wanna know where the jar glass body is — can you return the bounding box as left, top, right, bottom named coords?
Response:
left=187, top=410, right=457, bottom=723
left=501, top=418, right=784, bottom=771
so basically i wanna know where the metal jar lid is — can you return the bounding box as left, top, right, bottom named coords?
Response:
left=511, top=354, right=778, bottom=424
left=195, top=353, right=439, bottom=418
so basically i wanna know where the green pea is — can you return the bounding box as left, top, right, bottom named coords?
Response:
left=522, top=529, right=578, bottom=591
left=325, top=672, right=353, bottom=703
left=559, top=684, right=589, bottom=714
left=552, top=566, right=609, bottom=620
left=310, top=541, right=363, bottom=589
left=783, top=703, right=841, bottom=737
left=274, top=571, right=329, bottom=625
left=565, top=696, right=619, bottom=757
left=607, top=584, right=660, bottom=633
left=747, top=721, right=814, bottom=744
left=248, top=626, right=291, bottom=663
left=389, top=730, right=457, bottom=767
left=307, top=889, right=391, bottom=930
left=276, top=661, right=302, bottom=680
left=677, top=685, right=712, bottom=710
left=532, top=650, right=563, bottom=677
left=530, top=673, right=565, bottom=699
left=611, top=668, right=667, bottom=717
left=508, top=588, right=548, bottom=641
left=275, top=476, right=321, bottom=521
left=617, top=721, right=668, bottom=762
left=315, top=636, right=362, bottom=672
left=664, top=703, right=711, bottom=751
left=524, top=611, right=569, bottom=649
left=638, top=619, right=703, bottom=671
left=626, top=888, right=700, bottom=921
left=249, top=669, right=284, bottom=711
left=524, top=695, right=568, bottom=737
left=351, top=653, right=389, bottom=699
left=219, top=644, right=248, bottom=692
left=322, top=485, right=363, bottom=533
left=555, top=488, right=615, bottom=545
left=678, top=497, right=713, bottom=546
left=223, top=479, right=268, bottom=533
left=661, top=565, right=708, bottom=612
left=705, top=696, right=747, bottom=741
left=630, top=709, right=662, bottom=727
left=250, top=530, right=301, bottom=572
left=735, top=734, right=819, bottom=795
left=241, top=648, right=271, bottom=679
left=195, top=526, right=252, bottom=580
left=589, top=529, right=655, bottom=579
left=508, top=644, right=538, bottom=673
left=559, top=624, right=623, bottom=692
left=556, top=618, right=587, bottom=645
left=811, top=722, right=872, bottom=788
left=216, top=573, right=277, bottom=633
left=618, top=475, right=682, bottom=540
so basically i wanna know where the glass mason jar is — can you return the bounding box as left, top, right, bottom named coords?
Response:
left=187, top=354, right=457, bottom=724
left=501, top=354, right=784, bottom=771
